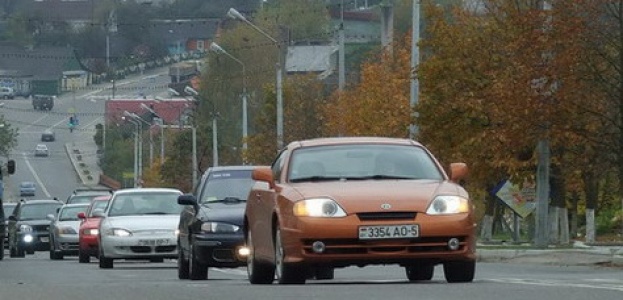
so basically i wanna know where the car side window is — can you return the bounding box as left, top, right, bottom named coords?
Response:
left=271, top=150, right=287, bottom=183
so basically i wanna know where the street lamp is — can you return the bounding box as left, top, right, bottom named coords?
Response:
left=227, top=7, right=284, bottom=150
left=128, top=112, right=153, bottom=169
left=122, top=112, right=140, bottom=188
left=185, top=87, right=212, bottom=181
left=209, top=42, right=248, bottom=157
left=141, top=103, right=165, bottom=164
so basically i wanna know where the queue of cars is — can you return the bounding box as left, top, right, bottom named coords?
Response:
left=1, top=137, right=476, bottom=285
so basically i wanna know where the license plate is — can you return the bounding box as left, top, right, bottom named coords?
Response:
left=40, top=236, right=49, bottom=243
left=358, top=224, right=419, bottom=240
left=138, top=239, right=169, bottom=246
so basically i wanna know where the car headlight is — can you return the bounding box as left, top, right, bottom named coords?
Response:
left=293, top=198, right=347, bottom=217
left=19, top=224, right=33, bottom=233
left=58, top=226, right=77, bottom=234
left=83, top=228, right=99, bottom=236
left=426, top=196, right=470, bottom=215
left=200, top=222, right=240, bottom=233
left=105, top=228, right=132, bottom=237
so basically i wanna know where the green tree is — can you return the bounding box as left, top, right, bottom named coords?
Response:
left=0, top=114, right=18, bottom=158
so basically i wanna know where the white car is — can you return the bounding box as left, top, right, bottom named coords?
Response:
left=48, top=203, right=89, bottom=260
left=34, top=144, right=49, bottom=157
left=94, top=188, right=183, bottom=269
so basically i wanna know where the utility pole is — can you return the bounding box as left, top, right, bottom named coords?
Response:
left=339, top=0, right=345, bottom=91
left=410, top=0, right=420, bottom=139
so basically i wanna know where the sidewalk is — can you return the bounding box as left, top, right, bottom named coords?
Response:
left=477, top=240, right=623, bottom=267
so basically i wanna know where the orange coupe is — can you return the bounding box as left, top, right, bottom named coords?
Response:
left=244, top=137, right=476, bottom=284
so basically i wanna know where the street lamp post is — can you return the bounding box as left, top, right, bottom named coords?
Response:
left=227, top=7, right=284, bottom=150
left=129, top=112, right=153, bottom=167
left=209, top=42, right=248, bottom=158
left=141, top=103, right=165, bottom=163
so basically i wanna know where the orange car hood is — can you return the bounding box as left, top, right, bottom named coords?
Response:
left=290, top=180, right=464, bottom=213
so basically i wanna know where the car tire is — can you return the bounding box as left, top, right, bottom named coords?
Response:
left=314, top=267, right=335, bottom=280
left=177, top=241, right=190, bottom=280
left=274, top=226, right=306, bottom=285
left=15, top=244, right=25, bottom=258
left=443, top=261, right=475, bottom=283
left=78, top=249, right=90, bottom=263
left=9, top=239, right=17, bottom=258
left=405, top=263, right=434, bottom=281
left=246, top=230, right=274, bottom=284
left=188, top=242, right=208, bottom=280
left=99, top=247, right=113, bottom=269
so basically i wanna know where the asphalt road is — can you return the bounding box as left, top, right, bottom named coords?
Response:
left=0, top=251, right=621, bottom=300
left=1, top=67, right=170, bottom=202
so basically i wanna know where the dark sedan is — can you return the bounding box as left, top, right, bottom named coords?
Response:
left=177, top=166, right=265, bottom=280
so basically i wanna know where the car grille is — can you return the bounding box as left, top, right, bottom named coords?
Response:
left=32, top=225, right=50, bottom=232
left=129, top=245, right=176, bottom=253
left=212, top=249, right=236, bottom=262
left=302, top=236, right=467, bottom=255
left=356, top=212, right=416, bottom=221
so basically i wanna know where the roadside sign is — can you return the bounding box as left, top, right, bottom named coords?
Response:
left=122, top=172, right=134, bottom=179
left=493, top=179, right=536, bottom=218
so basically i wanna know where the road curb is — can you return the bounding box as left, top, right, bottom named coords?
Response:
left=65, top=143, right=98, bottom=186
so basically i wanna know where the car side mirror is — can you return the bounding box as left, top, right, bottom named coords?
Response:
left=449, top=163, right=468, bottom=185
left=8, top=215, right=16, bottom=222
left=47, top=214, right=55, bottom=221
left=77, top=212, right=86, bottom=219
left=252, top=166, right=275, bottom=189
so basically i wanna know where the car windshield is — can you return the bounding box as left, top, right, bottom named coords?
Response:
left=20, top=182, right=35, bottom=188
left=59, top=205, right=88, bottom=221
left=87, top=200, right=110, bottom=217
left=287, top=144, right=444, bottom=182
left=36, top=145, right=47, bottom=150
left=108, top=191, right=183, bottom=217
left=20, top=203, right=62, bottom=220
left=199, top=170, right=256, bottom=203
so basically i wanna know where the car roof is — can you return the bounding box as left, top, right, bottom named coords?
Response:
left=20, top=199, right=62, bottom=205
left=72, top=187, right=113, bottom=195
left=20, top=181, right=35, bottom=186
left=205, top=165, right=257, bottom=173
left=61, top=203, right=90, bottom=209
left=112, top=187, right=182, bottom=196
left=288, top=137, right=419, bottom=149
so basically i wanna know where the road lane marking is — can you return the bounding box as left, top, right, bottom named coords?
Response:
left=487, top=278, right=623, bottom=292
left=22, top=152, right=51, bottom=198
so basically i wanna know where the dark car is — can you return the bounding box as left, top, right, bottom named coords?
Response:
left=7, top=199, right=63, bottom=257
left=32, top=94, right=54, bottom=111
left=66, top=187, right=113, bottom=204
left=41, top=129, right=55, bottom=142
left=177, top=166, right=265, bottom=280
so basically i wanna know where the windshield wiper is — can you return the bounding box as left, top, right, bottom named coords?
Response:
left=290, top=176, right=343, bottom=183
left=142, top=212, right=169, bottom=215
left=205, top=197, right=247, bottom=204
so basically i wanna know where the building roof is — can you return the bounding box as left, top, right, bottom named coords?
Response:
left=105, top=98, right=193, bottom=126
left=21, top=0, right=97, bottom=22
left=149, top=19, right=222, bottom=45
left=0, top=45, right=79, bottom=80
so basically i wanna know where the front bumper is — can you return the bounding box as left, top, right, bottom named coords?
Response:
left=55, top=233, right=79, bottom=254
left=192, top=233, right=246, bottom=267
left=79, top=234, right=99, bottom=256
left=278, top=213, right=477, bottom=268
left=100, top=233, right=177, bottom=259
left=17, top=232, right=50, bottom=251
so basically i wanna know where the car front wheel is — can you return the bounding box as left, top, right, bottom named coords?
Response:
left=78, top=249, right=90, bottom=263
left=177, top=240, right=189, bottom=279
left=188, top=242, right=208, bottom=280
left=405, top=262, right=434, bottom=281
left=443, top=261, right=475, bottom=283
left=246, top=230, right=274, bottom=284
left=274, top=226, right=306, bottom=284
left=99, top=246, right=113, bottom=269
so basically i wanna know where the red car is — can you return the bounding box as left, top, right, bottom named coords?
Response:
left=77, top=195, right=111, bottom=263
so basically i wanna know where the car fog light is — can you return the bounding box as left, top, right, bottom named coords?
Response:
left=312, top=241, right=326, bottom=253
left=23, top=234, right=34, bottom=243
left=447, top=238, right=460, bottom=250
left=237, top=246, right=250, bottom=257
